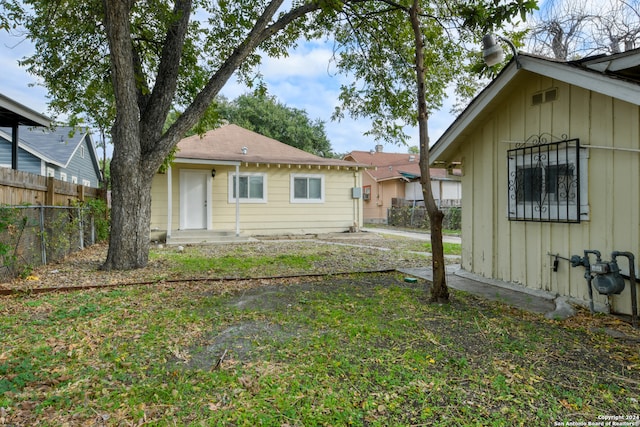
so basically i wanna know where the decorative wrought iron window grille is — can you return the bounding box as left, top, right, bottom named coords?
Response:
left=507, top=135, right=584, bottom=223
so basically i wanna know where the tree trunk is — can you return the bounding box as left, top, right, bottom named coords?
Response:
left=101, top=0, right=154, bottom=270
left=410, top=1, right=449, bottom=302
left=98, top=0, right=321, bottom=270
left=425, top=207, right=448, bottom=302
left=102, top=150, right=153, bottom=270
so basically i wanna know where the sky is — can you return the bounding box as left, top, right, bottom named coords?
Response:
left=0, top=15, right=456, bottom=159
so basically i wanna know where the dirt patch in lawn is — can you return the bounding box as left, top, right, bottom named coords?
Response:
left=173, top=276, right=431, bottom=371
left=170, top=273, right=640, bottom=384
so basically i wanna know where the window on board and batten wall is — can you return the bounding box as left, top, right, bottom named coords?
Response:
left=507, top=138, right=589, bottom=223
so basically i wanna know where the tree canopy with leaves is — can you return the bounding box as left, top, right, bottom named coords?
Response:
left=218, top=93, right=334, bottom=157
left=328, top=0, right=536, bottom=300
left=2, top=0, right=535, bottom=274
left=4, top=0, right=336, bottom=270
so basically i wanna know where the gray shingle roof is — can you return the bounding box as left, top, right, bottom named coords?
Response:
left=0, top=125, right=88, bottom=167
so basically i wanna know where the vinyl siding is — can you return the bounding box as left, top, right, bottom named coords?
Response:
left=151, top=163, right=363, bottom=236
left=0, top=133, right=101, bottom=188
left=458, top=71, right=640, bottom=315
left=59, top=135, right=101, bottom=188
left=0, top=139, right=42, bottom=174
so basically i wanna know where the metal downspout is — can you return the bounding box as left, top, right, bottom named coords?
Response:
left=612, top=251, right=638, bottom=328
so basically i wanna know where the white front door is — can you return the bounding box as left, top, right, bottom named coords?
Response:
left=180, top=170, right=210, bottom=229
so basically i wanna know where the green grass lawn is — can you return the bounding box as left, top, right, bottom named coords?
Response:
left=1, top=271, right=638, bottom=426
left=422, top=241, right=462, bottom=256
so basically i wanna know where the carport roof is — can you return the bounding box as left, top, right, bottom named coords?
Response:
left=0, top=93, right=51, bottom=128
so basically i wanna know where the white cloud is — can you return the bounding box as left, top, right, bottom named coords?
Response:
left=259, top=45, right=336, bottom=79
left=0, top=33, right=49, bottom=115
left=0, top=22, right=450, bottom=158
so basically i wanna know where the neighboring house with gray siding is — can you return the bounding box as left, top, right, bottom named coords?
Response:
left=0, top=126, right=102, bottom=188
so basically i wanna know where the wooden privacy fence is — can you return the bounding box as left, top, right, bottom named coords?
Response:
left=0, top=168, right=103, bottom=206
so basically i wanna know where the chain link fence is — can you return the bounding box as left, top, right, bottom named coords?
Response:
left=0, top=205, right=107, bottom=280
left=387, top=206, right=462, bottom=231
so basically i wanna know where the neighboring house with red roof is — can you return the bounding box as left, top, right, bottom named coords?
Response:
left=150, top=124, right=367, bottom=244
left=343, top=145, right=461, bottom=224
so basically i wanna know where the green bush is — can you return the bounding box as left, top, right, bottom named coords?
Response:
left=85, top=198, right=110, bottom=241
left=445, top=207, right=461, bottom=230
left=0, top=206, right=33, bottom=278
left=387, top=206, right=461, bottom=231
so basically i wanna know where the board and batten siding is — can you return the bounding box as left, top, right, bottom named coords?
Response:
left=150, top=163, right=363, bottom=237
left=459, top=71, right=640, bottom=315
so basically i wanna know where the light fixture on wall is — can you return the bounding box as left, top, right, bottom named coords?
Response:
left=211, top=168, right=216, bottom=178
left=482, top=34, right=520, bottom=68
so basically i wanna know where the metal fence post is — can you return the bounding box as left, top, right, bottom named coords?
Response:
left=90, top=211, right=95, bottom=245
left=78, top=206, right=84, bottom=249
left=39, top=205, right=47, bottom=265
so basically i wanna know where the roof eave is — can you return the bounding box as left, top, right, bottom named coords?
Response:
left=430, top=53, right=640, bottom=165
left=429, top=58, right=519, bottom=164
left=174, top=156, right=369, bottom=169
left=0, top=94, right=52, bottom=127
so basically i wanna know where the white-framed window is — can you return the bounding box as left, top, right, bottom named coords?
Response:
left=46, top=167, right=55, bottom=178
left=80, top=146, right=85, bottom=158
left=507, top=138, right=588, bottom=222
left=82, top=179, right=91, bottom=187
left=59, top=172, right=67, bottom=182
left=71, top=176, right=78, bottom=184
left=228, top=172, right=267, bottom=203
left=290, top=174, right=324, bottom=203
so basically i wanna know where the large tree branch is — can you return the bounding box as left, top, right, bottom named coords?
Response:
left=156, top=0, right=321, bottom=165
left=140, top=0, right=193, bottom=152
left=131, top=46, right=151, bottom=111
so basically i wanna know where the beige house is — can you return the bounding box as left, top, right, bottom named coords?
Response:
left=344, top=147, right=461, bottom=224
left=151, top=124, right=366, bottom=243
left=431, top=49, right=640, bottom=318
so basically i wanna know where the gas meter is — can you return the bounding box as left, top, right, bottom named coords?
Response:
left=570, top=251, right=625, bottom=295
left=569, top=250, right=638, bottom=328
left=591, top=260, right=625, bottom=295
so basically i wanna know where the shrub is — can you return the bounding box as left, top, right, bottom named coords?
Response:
left=85, top=198, right=110, bottom=241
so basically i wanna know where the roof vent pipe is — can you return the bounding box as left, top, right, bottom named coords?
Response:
left=241, top=146, right=248, bottom=155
